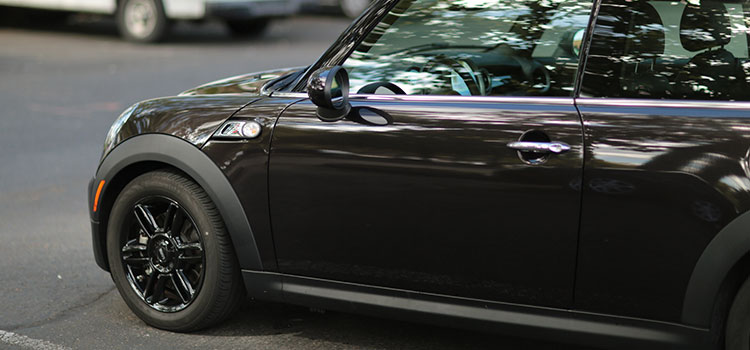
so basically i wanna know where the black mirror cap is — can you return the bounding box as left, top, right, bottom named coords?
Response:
left=308, top=66, right=351, bottom=122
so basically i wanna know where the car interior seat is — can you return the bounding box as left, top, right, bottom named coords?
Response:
left=620, top=2, right=670, bottom=98
left=675, top=2, right=744, bottom=100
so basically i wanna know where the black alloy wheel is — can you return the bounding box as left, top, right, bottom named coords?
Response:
left=107, top=170, right=244, bottom=331
left=121, top=197, right=204, bottom=312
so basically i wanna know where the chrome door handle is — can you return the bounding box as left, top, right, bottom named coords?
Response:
left=507, top=141, right=571, bottom=154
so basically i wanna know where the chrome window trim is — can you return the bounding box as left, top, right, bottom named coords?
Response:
left=270, top=91, right=576, bottom=105
left=576, top=98, right=750, bottom=110
left=350, top=94, right=575, bottom=105
left=269, top=94, right=750, bottom=108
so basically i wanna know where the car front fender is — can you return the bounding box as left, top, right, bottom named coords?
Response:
left=89, top=133, right=263, bottom=272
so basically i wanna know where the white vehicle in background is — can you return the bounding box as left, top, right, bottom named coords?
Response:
left=0, top=0, right=302, bottom=42
left=314, top=0, right=370, bottom=18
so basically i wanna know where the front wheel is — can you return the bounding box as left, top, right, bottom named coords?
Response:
left=116, top=0, right=169, bottom=43
left=106, top=170, right=244, bottom=331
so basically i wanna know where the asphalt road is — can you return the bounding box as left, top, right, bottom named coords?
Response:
left=0, top=15, right=592, bottom=350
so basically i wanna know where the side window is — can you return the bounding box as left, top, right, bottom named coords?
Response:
left=582, top=0, right=750, bottom=101
left=342, top=0, right=592, bottom=97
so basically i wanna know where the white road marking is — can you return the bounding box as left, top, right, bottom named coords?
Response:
left=0, top=330, right=71, bottom=350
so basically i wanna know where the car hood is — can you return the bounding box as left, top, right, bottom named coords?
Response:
left=180, top=67, right=304, bottom=96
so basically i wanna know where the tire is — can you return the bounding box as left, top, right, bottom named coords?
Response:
left=340, top=0, right=371, bottom=18
left=106, top=170, right=244, bottom=332
left=116, top=0, right=169, bottom=43
left=225, top=19, right=270, bottom=38
left=727, top=277, right=750, bottom=349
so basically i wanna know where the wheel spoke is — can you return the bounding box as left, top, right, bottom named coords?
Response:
left=162, top=202, right=175, bottom=232
left=122, top=240, right=147, bottom=253
left=177, top=242, right=203, bottom=266
left=163, top=202, right=184, bottom=236
left=178, top=242, right=202, bottom=251
left=142, top=271, right=155, bottom=294
left=123, top=255, right=150, bottom=265
left=134, top=204, right=158, bottom=237
left=122, top=240, right=149, bottom=266
left=178, top=255, right=203, bottom=265
left=147, top=274, right=168, bottom=305
left=171, top=270, right=194, bottom=304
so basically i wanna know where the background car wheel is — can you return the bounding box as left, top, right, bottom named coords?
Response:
left=225, top=19, right=270, bottom=38
left=117, top=0, right=169, bottom=43
left=107, top=169, right=244, bottom=331
left=726, top=276, right=750, bottom=349
left=339, top=0, right=370, bottom=18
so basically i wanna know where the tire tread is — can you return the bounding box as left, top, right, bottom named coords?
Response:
left=159, top=169, right=244, bottom=332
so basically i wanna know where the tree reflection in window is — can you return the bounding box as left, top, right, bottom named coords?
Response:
left=343, top=0, right=592, bottom=97
left=582, top=0, right=750, bottom=101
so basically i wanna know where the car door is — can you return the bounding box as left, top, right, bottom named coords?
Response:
left=269, top=0, right=592, bottom=308
left=575, top=0, right=750, bottom=324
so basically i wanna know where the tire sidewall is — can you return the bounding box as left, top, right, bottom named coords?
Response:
left=106, top=171, right=223, bottom=331
left=116, top=0, right=168, bottom=43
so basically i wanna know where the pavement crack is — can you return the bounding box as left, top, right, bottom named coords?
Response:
left=6, top=286, right=116, bottom=332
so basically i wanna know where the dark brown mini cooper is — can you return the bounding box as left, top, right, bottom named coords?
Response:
left=88, top=0, right=750, bottom=348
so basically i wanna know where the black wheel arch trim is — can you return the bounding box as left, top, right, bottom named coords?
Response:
left=90, top=133, right=263, bottom=272
left=683, top=209, right=750, bottom=327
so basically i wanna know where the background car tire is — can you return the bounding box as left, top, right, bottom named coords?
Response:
left=339, top=0, right=370, bottom=18
left=116, top=0, right=169, bottom=43
left=106, top=170, right=244, bottom=332
left=225, top=19, right=270, bottom=38
left=726, top=276, right=750, bottom=350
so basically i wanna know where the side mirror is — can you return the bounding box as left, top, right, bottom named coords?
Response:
left=307, top=66, right=352, bottom=122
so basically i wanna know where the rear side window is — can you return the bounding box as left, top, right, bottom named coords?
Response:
left=581, top=0, right=750, bottom=101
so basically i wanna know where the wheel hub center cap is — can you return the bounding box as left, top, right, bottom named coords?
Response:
left=148, top=234, right=176, bottom=273
left=156, top=245, right=168, bottom=262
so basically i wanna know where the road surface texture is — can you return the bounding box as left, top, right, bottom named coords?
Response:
left=0, top=15, right=595, bottom=350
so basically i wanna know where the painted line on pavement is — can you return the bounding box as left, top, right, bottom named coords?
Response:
left=0, top=330, right=71, bottom=350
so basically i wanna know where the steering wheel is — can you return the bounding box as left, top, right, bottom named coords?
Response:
left=357, top=82, right=407, bottom=95
left=420, top=55, right=485, bottom=96
left=494, top=44, right=551, bottom=95
left=523, top=60, right=551, bottom=95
